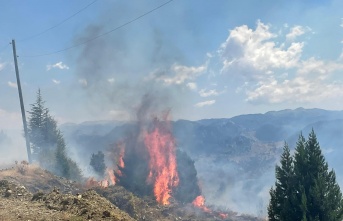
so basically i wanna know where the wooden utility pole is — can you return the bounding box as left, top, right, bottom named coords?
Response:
left=11, top=39, right=32, bottom=163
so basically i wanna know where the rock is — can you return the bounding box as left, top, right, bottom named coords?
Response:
left=31, top=192, right=44, bottom=201
left=4, top=189, right=12, bottom=197
left=102, top=210, right=111, bottom=217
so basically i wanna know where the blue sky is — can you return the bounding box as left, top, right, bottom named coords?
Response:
left=1, top=0, right=343, bottom=129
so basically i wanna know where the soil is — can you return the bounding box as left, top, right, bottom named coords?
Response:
left=0, top=163, right=262, bottom=221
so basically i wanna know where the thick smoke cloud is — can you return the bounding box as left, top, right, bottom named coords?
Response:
left=70, top=1, right=193, bottom=121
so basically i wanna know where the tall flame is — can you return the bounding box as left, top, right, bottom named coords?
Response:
left=144, top=118, right=179, bottom=205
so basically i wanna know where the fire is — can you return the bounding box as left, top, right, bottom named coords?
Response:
left=192, top=195, right=229, bottom=220
left=106, top=168, right=116, bottom=185
left=116, top=147, right=125, bottom=176
left=85, top=142, right=126, bottom=188
left=118, top=148, right=125, bottom=168
left=144, top=117, right=179, bottom=205
left=192, top=195, right=211, bottom=213
left=219, top=213, right=229, bottom=219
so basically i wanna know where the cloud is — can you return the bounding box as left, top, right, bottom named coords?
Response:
left=7, top=81, right=17, bottom=88
left=199, top=89, right=219, bottom=97
left=245, top=76, right=343, bottom=104
left=107, top=78, right=115, bottom=84
left=286, top=25, right=307, bottom=40
left=186, top=82, right=197, bottom=90
left=47, top=62, right=69, bottom=71
left=108, top=110, right=130, bottom=121
left=78, top=78, right=88, bottom=87
left=151, top=63, right=206, bottom=85
left=0, top=62, right=6, bottom=71
left=219, top=20, right=303, bottom=72
left=243, top=56, right=343, bottom=104
left=341, top=18, right=343, bottom=28
left=298, top=57, right=343, bottom=76
left=52, top=79, right=61, bottom=84
left=216, top=20, right=343, bottom=105
left=195, top=100, right=216, bottom=107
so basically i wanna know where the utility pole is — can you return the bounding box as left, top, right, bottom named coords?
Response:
left=11, top=39, right=32, bottom=163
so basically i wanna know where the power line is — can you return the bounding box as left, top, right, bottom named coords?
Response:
left=21, top=0, right=174, bottom=58
left=19, top=0, right=99, bottom=42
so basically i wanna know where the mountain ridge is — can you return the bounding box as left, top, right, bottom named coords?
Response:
left=60, top=107, right=343, bottom=215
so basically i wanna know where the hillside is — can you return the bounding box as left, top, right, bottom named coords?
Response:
left=0, top=163, right=260, bottom=221
left=60, top=108, right=343, bottom=215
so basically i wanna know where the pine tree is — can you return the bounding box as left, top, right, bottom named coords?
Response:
left=27, top=89, right=82, bottom=181
left=268, top=130, right=343, bottom=221
left=27, top=89, right=46, bottom=155
left=268, top=143, right=295, bottom=221
left=293, top=133, right=308, bottom=221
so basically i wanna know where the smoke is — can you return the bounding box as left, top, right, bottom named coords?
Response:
left=193, top=156, right=274, bottom=216
left=69, top=1, right=193, bottom=122
left=65, top=0, right=198, bottom=176
left=0, top=129, right=27, bottom=167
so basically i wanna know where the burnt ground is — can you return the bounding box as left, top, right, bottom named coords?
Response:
left=0, top=164, right=263, bottom=221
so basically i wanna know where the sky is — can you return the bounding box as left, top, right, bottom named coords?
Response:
left=1, top=0, right=343, bottom=130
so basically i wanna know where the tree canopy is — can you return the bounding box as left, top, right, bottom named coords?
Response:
left=268, top=130, right=343, bottom=221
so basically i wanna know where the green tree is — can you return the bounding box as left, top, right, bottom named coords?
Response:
left=27, top=89, right=82, bottom=181
left=268, top=143, right=295, bottom=221
left=27, top=89, right=46, bottom=155
left=268, top=130, right=343, bottom=221
left=90, top=151, right=106, bottom=177
left=173, top=150, right=201, bottom=204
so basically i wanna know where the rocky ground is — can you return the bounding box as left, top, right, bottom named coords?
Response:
left=0, top=163, right=263, bottom=221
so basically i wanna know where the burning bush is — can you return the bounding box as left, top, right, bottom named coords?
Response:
left=108, top=117, right=201, bottom=205
left=116, top=134, right=153, bottom=197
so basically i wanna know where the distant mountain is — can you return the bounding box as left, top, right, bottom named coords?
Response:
left=60, top=108, right=343, bottom=215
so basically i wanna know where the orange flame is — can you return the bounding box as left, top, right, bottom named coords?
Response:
left=144, top=117, right=179, bottom=205
left=219, top=213, right=229, bottom=219
left=192, top=195, right=229, bottom=220
left=192, top=195, right=211, bottom=213
left=118, top=148, right=125, bottom=168
left=106, top=168, right=116, bottom=185
left=85, top=177, right=100, bottom=188
left=85, top=143, right=126, bottom=188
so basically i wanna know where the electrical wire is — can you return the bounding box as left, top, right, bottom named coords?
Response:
left=19, top=0, right=99, bottom=42
left=21, top=0, right=174, bottom=58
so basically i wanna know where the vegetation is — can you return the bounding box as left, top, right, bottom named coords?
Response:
left=116, top=136, right=201, bottom=204
left=27, top=89, right=82, bottom=181
left=268, top=130, right=343, bottom=221
left=174, top=149, right=201, bottom=203
left=90, top=151, right=106, bottom=177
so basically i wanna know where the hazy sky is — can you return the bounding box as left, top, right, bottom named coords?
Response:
left=1, top=0, right=343, bottom=129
